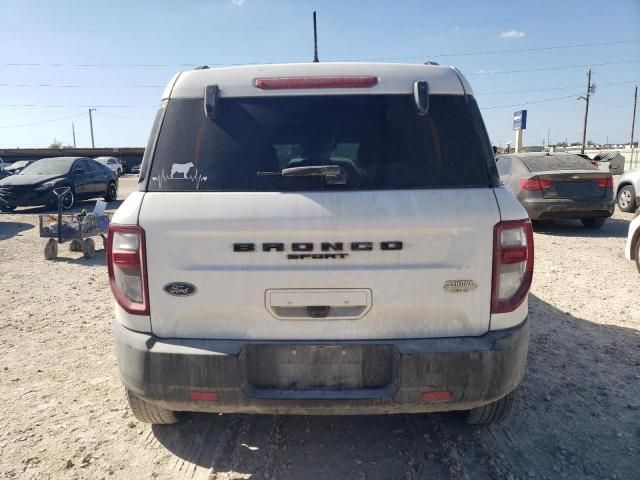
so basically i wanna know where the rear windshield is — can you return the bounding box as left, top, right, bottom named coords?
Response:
left=147, top=94, right=492, bottom=192
left=521, top=155, right=596, bottom=172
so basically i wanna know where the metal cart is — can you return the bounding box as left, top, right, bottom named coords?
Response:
left=38, top=187, right=112, bottom=260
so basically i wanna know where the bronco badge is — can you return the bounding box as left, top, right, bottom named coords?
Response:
left=443, top=280, right=478, bottom=293
left=164, top=282, right=197, bottom=297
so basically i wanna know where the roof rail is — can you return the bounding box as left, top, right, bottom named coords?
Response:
left=424, top=61, right=440, bottom=66
left=194, top=65, right=210, bottom=70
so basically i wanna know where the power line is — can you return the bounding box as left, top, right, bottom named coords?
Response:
left=0, top=13, right=616, bottom=33
left=469, top=60, right=640, bottom=76
left=0, top=104, right=142, bottom=108
left=354, top=40, right=640, bottom=61
left=0, top=83, right=164, bottom=88
left=0, top=113, right=85, bottom=129
left=94, top=112, right=154, bottom=121
left=481, top=94, right=581, bottom=110
left=475, top=80, right=639, bottom=95
left=1, top=39, right=638, bottom=68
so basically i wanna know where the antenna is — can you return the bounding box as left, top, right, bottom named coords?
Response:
left=312, top=11, right=319, bottom=63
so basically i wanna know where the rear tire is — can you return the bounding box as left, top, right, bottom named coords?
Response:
left=125, top=388, right=179, bottom=425
left=105, top=182, right=118, bottom=202
left=617, top=185, right=636, bottom=213
left=581, top=218, right=605, bottom=229
left=465, top=390, right=517, bottom=425
left=635, top=238, right=640, bottom=274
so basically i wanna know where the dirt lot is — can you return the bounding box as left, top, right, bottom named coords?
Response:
left=1, top=175, right=638, bottom=480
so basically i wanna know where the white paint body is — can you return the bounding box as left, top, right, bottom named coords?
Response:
left=625, top=214, right=640, bottom=262
left=112, top=63, right=529, bottom=340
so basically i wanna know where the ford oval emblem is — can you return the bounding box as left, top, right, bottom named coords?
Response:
left=164, top=282, right=197, bottom=297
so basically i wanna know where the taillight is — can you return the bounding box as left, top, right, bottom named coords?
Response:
left=519, top=178, right=553, bottom=191
left=255, top=76, right=378, bottom=90
left=491, top=220, right=534, bottom=314
left=595, top=176, right=613, bottom=189
left=107, top=224, right=149, bottom=315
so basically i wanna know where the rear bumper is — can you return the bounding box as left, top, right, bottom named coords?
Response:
left=520, top=195, right=614, bottom=220
left=114, top=319, right=529, bottom=415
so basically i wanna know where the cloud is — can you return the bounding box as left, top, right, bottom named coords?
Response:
left=232, top=0, right=245, bottom=5
left=500, top=30, right=526, bottom=38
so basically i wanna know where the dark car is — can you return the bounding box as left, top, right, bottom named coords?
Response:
left=4, top=160, right=34, bottom=175
left=0, top=156, right=118, bottom=212
left=496, top=153, right=615, bottom=228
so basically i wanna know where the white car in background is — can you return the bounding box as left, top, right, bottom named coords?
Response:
left=625, top=211, right=640, bottom=272
left=94, top=156, right=123, bottom=176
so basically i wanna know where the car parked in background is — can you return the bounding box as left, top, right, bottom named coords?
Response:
left=4, top=160, right=34, bottom=175
left=131, top=164, right=141, bottom=175
left=625, top=210, right=640, bottom=272
left=94, top=156, right=123, bottom=176
left=616, top=167, right=640, bottom=213
left=0, top=156, right=118, bottom=212
left=496, top=152, right=615, bottom=228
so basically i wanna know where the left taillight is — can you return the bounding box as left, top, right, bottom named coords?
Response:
left=491, top=219, right=534, bottom=314
left=107, top=224, right=149, bottom=315
left=595, top=176, right=613, bottom=189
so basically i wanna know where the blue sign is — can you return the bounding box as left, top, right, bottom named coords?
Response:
left=513, top=110, right=527, bottom=130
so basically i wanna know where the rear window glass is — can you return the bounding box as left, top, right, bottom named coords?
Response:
left=521, top=155, right=596, bottom=172
left=147, top=94, right=491, bottom=192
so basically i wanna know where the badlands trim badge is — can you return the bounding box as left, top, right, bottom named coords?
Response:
left=443, top=280, right=478, bottom=293
left=164, top=282, right=197, bottom=297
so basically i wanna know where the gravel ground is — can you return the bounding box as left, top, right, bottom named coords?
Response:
left=1, top=176, right=638, bottom=480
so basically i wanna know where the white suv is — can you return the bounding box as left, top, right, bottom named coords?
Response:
left=95, top=156, right=122, bottom=176
left=108, top=62, right=533, bottom=425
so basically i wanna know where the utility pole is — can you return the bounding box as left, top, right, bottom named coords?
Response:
left=547, top=128, right=551, bottom=149
left=72, top=122, right=76, bottom=148
left=631, top=85, right=637, bottom=149
left=88, top=108, right=96, bottom=148
left=578, top=69, right=595, bottom=155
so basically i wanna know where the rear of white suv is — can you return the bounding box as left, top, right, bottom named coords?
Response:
left=109, top=63, right=532, bottom=425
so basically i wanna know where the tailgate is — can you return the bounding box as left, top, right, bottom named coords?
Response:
left=139, top=189, right=500, bottom=340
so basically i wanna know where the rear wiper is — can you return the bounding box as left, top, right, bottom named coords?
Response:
left=257, top=165, right=346, bottom=184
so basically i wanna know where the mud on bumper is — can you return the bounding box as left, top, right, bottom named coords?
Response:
left=114, top=319, right=529, bottom=415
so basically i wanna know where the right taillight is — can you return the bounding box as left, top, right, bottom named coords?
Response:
left=107, top=224, right=149, bottom=315
left=595, top=176, right=613, bottom=189
left=491, top=220, right=534, bottom=314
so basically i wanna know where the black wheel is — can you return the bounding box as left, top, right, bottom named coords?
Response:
left=105, top=182, right=118, bottom=202
left=617, top=185, right=637, bottom=213
left=635, top=238, right=640, bottom=274
left=61, top=188, right=75, bottom=210
left=44, top=239, right=58, bottom=260
left=69, top=239, right=83, bottom=252
left=82, top=238, right=96, bottom=259
left=581, top=218, right=606, bottom=229
left=465, top=390, right=517, bottom=425
left=125, top=388, right=179, bottom=425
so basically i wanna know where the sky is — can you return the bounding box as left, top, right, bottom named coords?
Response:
left=0, top=0, right=639, bottom=149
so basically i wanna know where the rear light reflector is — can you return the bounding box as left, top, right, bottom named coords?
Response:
left=255, top=76, right=378, bottom=90
left=595, top=177, right=613, bottom=189
left=421, top=390, right=453, bottom=401
left=107, top=225, right=149, bottom=315
left=519, top=178, right=553, bottom=191
left=190, top=391, right=219, bottom=402
left=491, top=220, right=534, bottom=314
